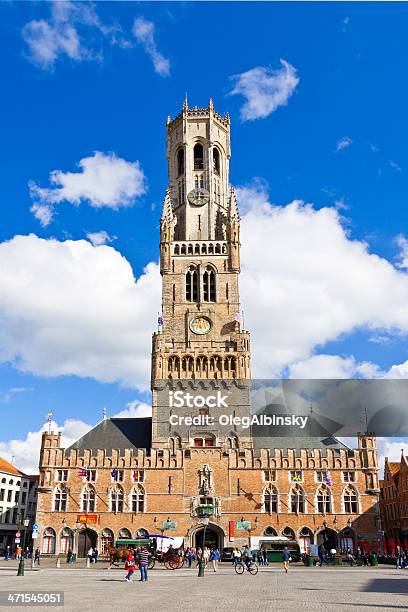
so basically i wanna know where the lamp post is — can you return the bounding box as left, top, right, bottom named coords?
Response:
left=245, top=517, right=259, bottom=548
left=73, top=519, right=81, bottom=563
left=197, top=517, right=209, bottom=578
left=17, top=515, right=30, bottom=576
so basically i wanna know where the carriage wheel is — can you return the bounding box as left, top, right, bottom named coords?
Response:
left=148, top=558, right=155, bottom=569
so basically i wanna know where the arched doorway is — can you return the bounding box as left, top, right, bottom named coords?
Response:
left=77, top=528, right=97, bottom=558
left=317, top=528, right=338, bottom=551
left=192, top=523, right=224, bottom=550
left=299, top=527, right=314, bottom=553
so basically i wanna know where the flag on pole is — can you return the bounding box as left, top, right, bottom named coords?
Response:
left=234, top=312, right=243, bottom=324
left=111, top=468, right=118, bottom=480
left=77, top=468, right=89, bottom=477
left=45, top=411, right=53, bottom=423
left=158, top=315, right=163, bottom=326
left=325, top=470, right=333, bottom=486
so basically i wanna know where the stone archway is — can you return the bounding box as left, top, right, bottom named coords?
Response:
left=189, top=522, right=225, bottom=550
left=77, top=528, right=97, bottom=558
left=317, top=528, right=338, bottom=551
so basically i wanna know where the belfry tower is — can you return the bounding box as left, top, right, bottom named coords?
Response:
left=151, top=99, right=252, bottom=450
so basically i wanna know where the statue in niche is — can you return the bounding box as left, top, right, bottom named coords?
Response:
left=199, top=464, right=214, bottom=495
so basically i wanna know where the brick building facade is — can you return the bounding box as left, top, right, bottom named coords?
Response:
left=380, top=454, right=408, bottom=547
left=35, top=100, right=380, bottom=557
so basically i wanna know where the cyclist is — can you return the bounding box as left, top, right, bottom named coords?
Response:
left=242, top=545, right=253, bottom=570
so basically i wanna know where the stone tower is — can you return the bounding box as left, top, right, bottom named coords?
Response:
left=151, top=99, right=252, bottom=449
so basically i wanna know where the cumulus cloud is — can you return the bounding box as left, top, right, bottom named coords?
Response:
left=112, top=400, right=152, bottom=419
left=288, top=355, right=384, bottom=379
left=0, top=417, right=92, bottom=474
left=237, top=182, right=408, bottom=377
left=22, top=1, right=128, bottom=70
left=86, top=230, right=116, bottom=246
left=29, top=151, right=147, bottom=226
left=335, top=136, right=353, bottom=152
left=228, top=59, right=299, bottom=121
left=133, top=17, right=170, bottom=77
left=0, top=235, right=160, bottom=389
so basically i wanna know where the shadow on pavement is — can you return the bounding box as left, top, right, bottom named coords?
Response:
left=365, top=578, right=408, bottom=595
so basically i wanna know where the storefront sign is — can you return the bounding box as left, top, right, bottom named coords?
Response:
left=235, top=521, right=251, bottom=531
left=77, top=514, right=98, bottom=525
left=162, top=520, right=177, bottom=531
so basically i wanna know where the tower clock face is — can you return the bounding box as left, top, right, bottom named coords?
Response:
left=187, top=188, right=210, bottom=207
left=189, top=316, right=212, bottom=335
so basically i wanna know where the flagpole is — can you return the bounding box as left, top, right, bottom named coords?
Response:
left=242, top=310, right=245, bottom=330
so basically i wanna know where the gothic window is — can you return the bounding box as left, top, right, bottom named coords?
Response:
left=194, top=143, right=204, bottom=170
left=317, top=485, right=331, bottom=514
left=186, top=266, right=199, bottom=302
left=264, top=485, right=278, bottom=513
left=169, top=436, right=181, bottom=454
left=119, top=528, right=131, bottom=538
left=282, top=526, right=296, bottom=539
left=60, top=527, right=73, bottom=554
left=53, top=486, right=67, bottom=512
left=177, top=148, right=185, bottom=176
left=174, top=245, right=180, bottom=255
left=343, top=486, right=359, bottom=514
left=214, top=179, right=220, bottom=204
left=110, top=485, right=125, bottom=512
left=195, top=175, right=204, bottom=189
left=130, top=484, right=145, bottom=513
left=264, top=526, right=278, bottom=536
left=101, top=528, right=114, bottom=555
left=213, top=148, right=220, bottom=175
left=290, top=485, right=305, bottom=513
left=42, top=527, right=56, bottom=554
left=81, top=484, right=96, bottom=512
left=203, top=266, right=216, bottom=302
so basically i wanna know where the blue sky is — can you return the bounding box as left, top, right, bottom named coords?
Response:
left=1, top=1, right=408, bottom=470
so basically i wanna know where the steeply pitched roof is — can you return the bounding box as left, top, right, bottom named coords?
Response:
left=65, top=418, right=152, bottom=456
left=0, top=456, right=25, bottom=477
left=388, top=462, right=400, bottom=476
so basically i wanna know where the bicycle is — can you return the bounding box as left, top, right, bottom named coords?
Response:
left=234, top=560, right=258, bottom=575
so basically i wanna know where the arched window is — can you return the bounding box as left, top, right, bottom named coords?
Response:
left=42, top=527, right=56, bottom=554
left=53, top=487, right=67, bottom=512
left=177, top=148, right=184, bottom=176
left=290, top=485, right=305, bottom=514
left=264, top=485, right=278, bottom=513
left=203, top=266, right=216, bottom=302
left=186, top=265, right=199, bottom=302
left=81, top=484, right=96, bottom=512
left=264, top=526, right=278, bottom=536
left=169, top=436, right=181, bottom=455
left=226, top=435, right=238, bottom=449
left=343, top=486, right=359, bottom=513
left=119, top=528, right=131, bottom=539
left=101, top=528, right=114, bottom=555
left=110, top=485, right=125, bottom=512
left=194, top=143, right=204, bottom=170
left=282, top=526, right=296, bottom=540
left=213, top=148, right=220, bottom=175
left=130, top=484, right=145, bottom=513
left=60, top=527, right=73, bottom=554
left=317, top=485, right=332, bottom=514
left=137, top=528, right=149, bottom=538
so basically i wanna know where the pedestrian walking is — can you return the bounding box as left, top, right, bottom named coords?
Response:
left=4, top=545, right=11, bottom=561
left=92, top=548, right=99, bottom=564
left=124, top=550, right=136, bottom=582
left=66, top=548, right=73, bottom=564
left=87, top=547, right=94, bottom=563
left=210, top=547, right=220, bottom=572
left=282, top=546, right=291, bottom=573
left=233, top=548, right=241, bottom=566
left=137, top=546, right=150, bottom=582
left=34, top=547, right=40, bottom=566
left=261, top=547, right=268, bottom=566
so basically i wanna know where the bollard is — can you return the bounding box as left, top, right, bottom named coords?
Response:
left=56, top=556, right=60, bottom=568
left=86, top=556, right=90, bottom=568
left=197, top=558, right=205, bottom=577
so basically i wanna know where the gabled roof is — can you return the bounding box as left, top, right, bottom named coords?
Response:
left=0, top=456, right=26, bottom=477
left=65, top=418, right=152, bottom=456
left=388, top=462, right=400, bottom=476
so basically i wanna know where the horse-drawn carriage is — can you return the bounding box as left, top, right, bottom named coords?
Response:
left=108, top=535, right=184, bottom=570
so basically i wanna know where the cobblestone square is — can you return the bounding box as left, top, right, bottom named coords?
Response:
left=0, top=563, right=407, bottom=612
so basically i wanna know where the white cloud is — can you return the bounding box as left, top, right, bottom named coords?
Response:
left=112, top=400, right=152, bottom=419
left=335, top=137, right=353, bottom=152
left=22, top=1, right=127, bottom=70
left=288, top=355, right=384, bottom=379
left=237, top=183, right=408, bottom=377
left=29, top=151, right=147, bottom=226
left=0, top=235, right=160, bottom=389
left=0, top=417, right=92, bottom=474
left=132, top=17, right=170, bottom=77
left=0, top=387, right=34, bottom=403
left=86, top=230, right=116, bottom=247
left=228, top=59, right=299, bottom=121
